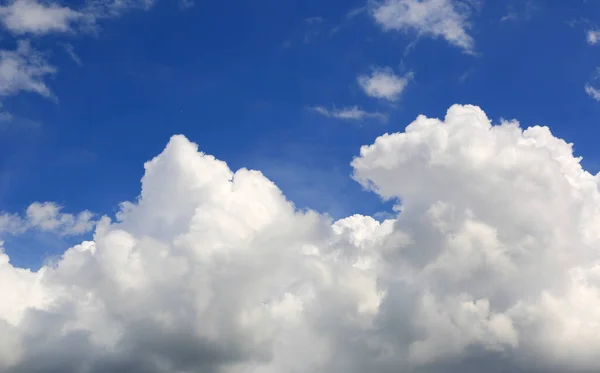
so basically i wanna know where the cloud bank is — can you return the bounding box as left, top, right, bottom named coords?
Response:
left=1, top=104, right=600, bottom=373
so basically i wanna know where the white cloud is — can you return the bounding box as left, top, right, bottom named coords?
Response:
left=312, top=105, right=387, bottom=121
left=26, top=202, right=96, bottom=235
left=0, top=213, right=25, bottom=235
left=0, top=0, right=159, bottom=119
left=2, top=105, right=600, bottom=372
left=0, top=0, right=159, bottom=36
left=371, top=0, right=475, bottom=52
left=585, top=84, right=600, bottom=101
left=0, top=201, right=96, bottom=237
left=346, top=6, right=366, bottom=19
left=358, top=67, right=412, bottom=102
left=0, top=0, right=83, bottom=35
left=587, top=29, right=600, bottom=45
left=0, top=40, right=55, bottom=98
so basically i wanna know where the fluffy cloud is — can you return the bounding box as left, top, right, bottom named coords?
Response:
left=1, top=105, right=600, bottom=373
left=0, top=202, right=96, bottom=236
left=357, top=68, right=412, bottom=102
left=26, top=202, right=96, bottom=235
left=371, top=0, right=475, bottom=52
left=312, top=105, right=387, bottom=121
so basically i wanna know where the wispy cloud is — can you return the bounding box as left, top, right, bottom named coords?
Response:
left=587, top=29, right=600, bottom=45
left=311, top=106, right=387, bottom=122
left=500, top=12, right=518, bottom=22
left=0, top=0, right=83, bottom=35
left=304, top=16, right=323, bottom=24
left=585, top=84, right=600, bottom=101
left=63, top=43, right=81, bottom=65
left=371, top=0, right=475, bottom=52
left=0, top=0, right=161, bottom=121
left=178, top=0, right=194, bottom=9
left=346, top=6, right=366, bottom=19
left=0, top=0, right=160, bottom=37
left=358, top=67, right=412, bottom=102
left=0, top=41, right=56, bottom=98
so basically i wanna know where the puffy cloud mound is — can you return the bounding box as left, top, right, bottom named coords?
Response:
left=1, top=104, right=600, bottom=373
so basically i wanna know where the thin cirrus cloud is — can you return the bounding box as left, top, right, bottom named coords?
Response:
left=1, top=105, right=600, bottom=373
left=357, top=68, right=412, bottom=102
left=311, top=105, right=388, bottom=121
left=370, top=0, right=475, bottom=52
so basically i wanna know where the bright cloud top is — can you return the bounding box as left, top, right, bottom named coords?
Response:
left=371, top=0, right=475, bottom=52
left=1, top=105, right=600, bottom=373
left=357, top=67, right=412, bottom=102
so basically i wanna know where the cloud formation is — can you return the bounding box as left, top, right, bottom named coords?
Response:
left=371, top=0, right=475, bottom=52
left=0, top=41, right=55, bottom=98
left=585, top=84, right=600, bottom=101
left=0, top=201, right=97, bottom=236
left=312, top=105, right=387, bottom=121
left=358, top=67, right=412, bottom=102
left=0, top=0, right=83, bottom=35
left=2, top=105, right=600, bottom=373
left=0, top=0, right=161, bottom=119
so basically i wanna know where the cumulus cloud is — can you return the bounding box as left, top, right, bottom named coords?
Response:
left=371, top=0, right=475, bottom=52
left=358, top=68, right=412, bottom=102
left=312, top=105, right=387, bottom=121
left=2, top=105, right=600, bottom=373
left=26, top=202, right=97, bottom=235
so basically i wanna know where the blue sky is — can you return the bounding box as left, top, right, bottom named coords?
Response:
left=2, top=0, right=600, bottom=268
left=7, top=2, right=600, bottom=372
